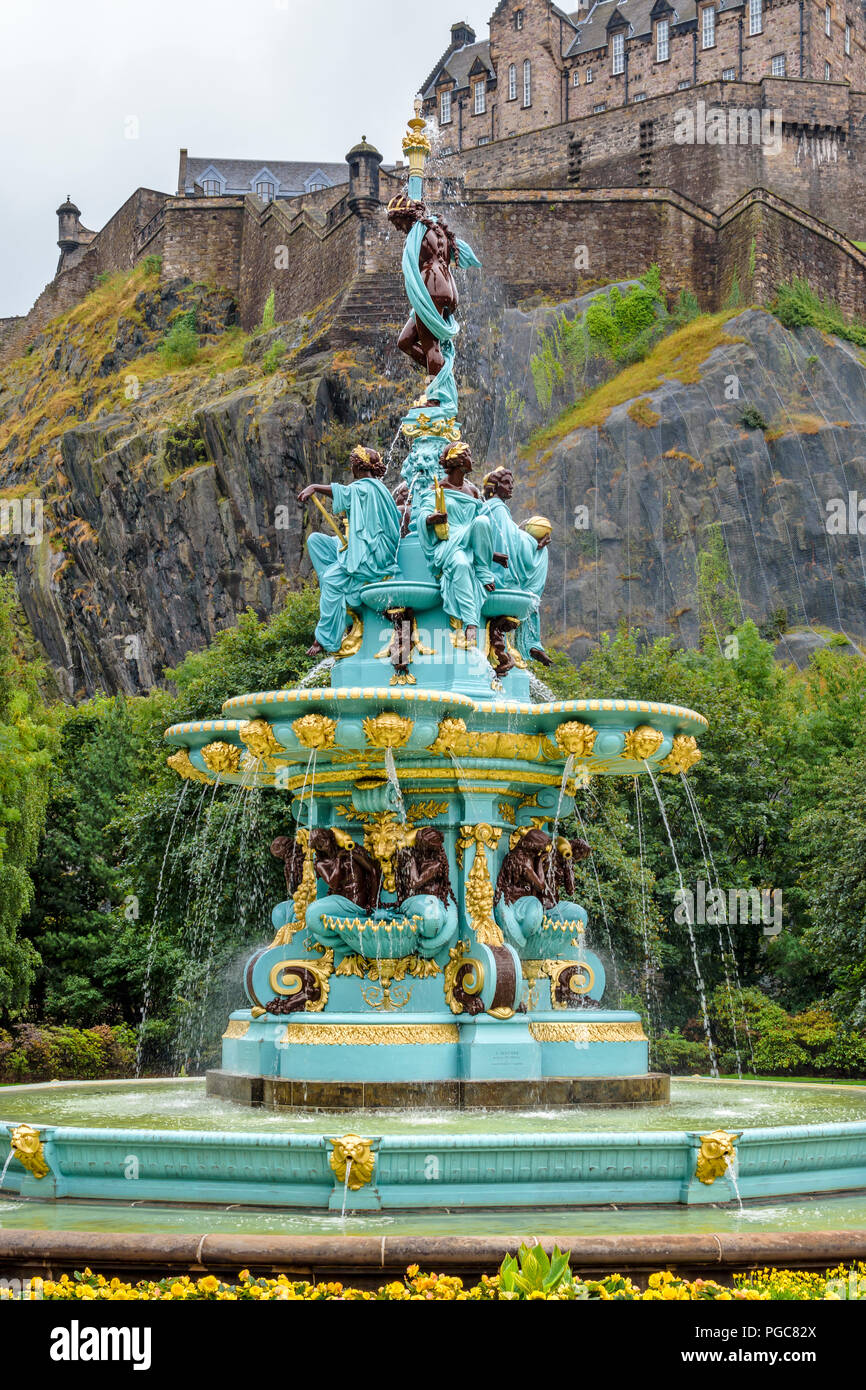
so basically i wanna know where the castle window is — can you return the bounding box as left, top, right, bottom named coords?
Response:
left=256, top=181, right=276, bottom=202
left=515, top=7, right=524, bottom=28
left=701, top=5, right=716, bottom=48
left=825, top=4, right=832, bottom=36
left=509, top=63, right=517, bottom=99
left=474, top=79, right=486, bottom=114
left=632, top=91, right=647, bottom=101
left=722, top=67, right=736, bottom=79
left=612, top=31, right=625, bottom=74
left=441, top=89, right=452, bottom=124
left=307, top=182, right=326, bottom=193
left=771, top=53, right=786, bottom=75
left=749, top=0, right=762, bottom=35
left=523, top=59, right=532, bottom=106
left=845, top=21, right=851, bottom=53
left=656, top=18, right=670, bottom=62
left=825, top=60, right=831, bottom=78
left=573, top=69, right=580, bottom=85
left=586, top=66, right=594, bottom=83
left=593, top=102, right=606, bottom=112
left=202, top=179, right=220, bottom=196
left=478, top=136, right=491, bottom=145
left=678, top=79, right=691, bottom=88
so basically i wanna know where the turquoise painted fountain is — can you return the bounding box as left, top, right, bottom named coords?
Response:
left=159, top=100, right=708, bottom=1113
left=3, top=104, right=865, bottom=1219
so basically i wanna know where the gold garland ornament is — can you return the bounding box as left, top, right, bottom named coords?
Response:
left=166, top=749, right=213, bottom=784
left=659, top=735, right=702, bottom=776
left=10, top=1124, right=49, bottom=1180
left=695, top=1130, right=738, bottom=1185
left=201, top=741, right=242, bottom=776
left=292, top=713, right=337, bottom=751
left=457, top=823, right=503, bottom=947
left=329, top=1134, right=376, bottom=1190
left=623, top=725, right=664, bottom=761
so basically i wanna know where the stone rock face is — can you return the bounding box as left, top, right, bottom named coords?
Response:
left=492, top=308, right=866, bottom=666
left=1, top=277, right=864, bottom=697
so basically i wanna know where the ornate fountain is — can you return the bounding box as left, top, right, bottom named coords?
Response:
left=164, top=100, right=707, bottom=1110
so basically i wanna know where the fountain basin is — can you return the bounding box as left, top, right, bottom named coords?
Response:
left=2, top=1078, right=865, bottom=1212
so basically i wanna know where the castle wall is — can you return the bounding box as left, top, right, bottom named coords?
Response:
left=445, top=184, right=866, bottom=316
left=236, top=195, right=365, bottom=331
left=447, top=76, right=866, bottom=241
left=161, top=198, right=246, bottom=292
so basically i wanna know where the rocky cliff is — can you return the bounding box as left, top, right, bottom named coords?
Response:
left=1, top=260, right=864, bottom=698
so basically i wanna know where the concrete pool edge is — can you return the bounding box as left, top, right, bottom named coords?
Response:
left=1, top=1228, right=864, bottom=1287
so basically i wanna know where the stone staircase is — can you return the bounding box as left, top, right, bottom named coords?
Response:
left=331, top=271, right=407, bottom=345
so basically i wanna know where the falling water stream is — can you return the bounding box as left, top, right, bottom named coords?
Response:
left=644, top=762, right=719, bottom=1077
left=136, top=780, right=191, bottom=1076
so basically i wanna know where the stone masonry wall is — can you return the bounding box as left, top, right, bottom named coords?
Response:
left=236, top=195, right=364, bottom=331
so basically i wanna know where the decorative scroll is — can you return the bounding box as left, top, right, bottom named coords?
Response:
left=443, top=940, right=485, bottom=1016
left=523, top=959, right=595, bottom=1008
left=264, top=949, right=334, bottom=1015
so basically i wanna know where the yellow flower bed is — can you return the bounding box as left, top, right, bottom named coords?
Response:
left=2, top=1263, right=865, bottom=1302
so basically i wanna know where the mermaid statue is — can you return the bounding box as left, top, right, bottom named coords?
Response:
left=494, top=828, right=591, bottom=954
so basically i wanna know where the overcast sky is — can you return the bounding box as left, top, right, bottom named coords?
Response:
left=0, top=0, right=493, bottom=317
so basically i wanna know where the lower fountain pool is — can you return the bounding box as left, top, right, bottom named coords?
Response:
left=2, top=1078, right=865, bottom=1216
left=2, top=1077, right=865, bottom=1133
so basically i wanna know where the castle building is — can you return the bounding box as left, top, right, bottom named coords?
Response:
left=423, top=1, right=866, bottom=148
left=176, top=153, right=350, bottom=202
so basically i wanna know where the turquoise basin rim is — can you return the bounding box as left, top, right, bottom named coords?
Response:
left=359, top=581, right=441, bottom=613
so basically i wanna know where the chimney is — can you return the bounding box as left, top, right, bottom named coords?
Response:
left=177, top=148, right=189, bottom=196
left=450, top=21, right=476, bottom=47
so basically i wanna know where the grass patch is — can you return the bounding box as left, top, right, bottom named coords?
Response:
left=526, top=310, right=741, bottom=460
left=627, top=397, right=661, bottom=428
left=765, top=412, right=829, bottom=441
left=772, top=277, right=866, bottom=348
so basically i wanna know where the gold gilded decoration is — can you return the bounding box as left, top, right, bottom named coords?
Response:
left=340, top=803, right=445, bottom=894
left=498, top=800, right=517, bottom=825
left=166, top=749, right=213, bottom=784
left=283, top=1022, right=459, bottom=1045
left=269, top=949, right=334, bottom=1012
left=402, top=413, right=461, bottom=442
left=292, top=713, right=337, bottom=751
left=362, top=711, right=413, bottom=749
left=270, top=827, right=317, bottom=944
left=360, top=958, right=414, bottom=1011
left=401, top=94, right=433, bottom=173
left=427, top=717, right=468, bottom=755
left=444, top=941, right=485, bottom=1015
left=427, top=719, right=545, bottom=763
left=660, top=735, right=702, bottom=776
left=523, top=515, right=553, bottom=541
left=240, top=719, right=283, bottom=760
left=522, top=959, right=595, bottom=1007
left=457, top=824, right=503, bottom=946
left=695, top=1130, right=738, bottom=1185
left=336, top=610, right=364, bottom=659
left=329, top=1134, right=376, bottom=1190
left=391, top=671, right=416, bottom=686
left=222, top=1020, right=251, bottom=1039
left=529, top=1021, right=647, bottom=1042
left=623, top=725, right=664, bottom=761
left=555, top=721, right=598, bottom=758
left=9, top=1124, right=49, bottom=1180
left=508, top=818, right=549, bottom=850
left=201, top=741, right=241, bottom=776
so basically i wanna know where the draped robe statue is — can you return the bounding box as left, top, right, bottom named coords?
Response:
left=482, top=467, right=551, bottom=664
left=416, top=443, right=502, bottom=643
left=298, top=447, right=400, bottom=656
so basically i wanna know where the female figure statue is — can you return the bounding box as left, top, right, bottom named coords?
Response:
left=482, top=466, right=552, bottom=665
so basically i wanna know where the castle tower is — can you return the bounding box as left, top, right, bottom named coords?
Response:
left=346, top=137, right=383, bottom=216
left=449, top=20, right=476, bottom=47
left=56, top=196, right=82, bottom=253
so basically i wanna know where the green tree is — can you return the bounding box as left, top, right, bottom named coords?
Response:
left=0, top=577, right=56, bottom=1016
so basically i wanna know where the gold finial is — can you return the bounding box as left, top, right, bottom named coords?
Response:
left=402, top=95, right=432, bottom=180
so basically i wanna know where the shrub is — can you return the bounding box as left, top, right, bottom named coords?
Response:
left=772, top=278, right=866, bottom=348
left=260, top=290, right=276, bottom=333
left=652, top=1029, right=710, bottom=1074
left=741, top=405, right=768, bottom=430
left=160, top=310, right=199, bottom=368
left=262, top=339, right=287, bottom=375
left=0, top=1023, right=136, bottom=1083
